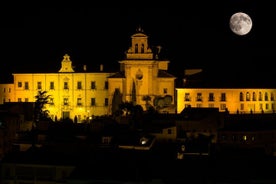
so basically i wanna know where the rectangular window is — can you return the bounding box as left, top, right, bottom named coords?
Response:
left=25, top=98, right=28, bottom=102
left=208, top=103, right=214, bottom=108
left=91, top=81, right=96, bottom=89
left=77, top=81, right=82, bottom=90
left=91, top=98, right=96, bottom=106
left=9, top=88, right=11, bottom=93
left=104, top=98, right=108, bottom=106
left=184, top=93, right=190, bottom=101
left=50, top=82, right=54, bottom=90
left=196, top=103, right=202, bottom=108
left=64, top=98, right=69, bottom=105
left=196, top=93, right=202, bottom=101
left=37, top=81, right=42, bottom=90
left=208, top=93, right=214, bottom=101
left=64, top=82, right=69, bottom=89
left=163, top=88, right=168, bottom=94
left=3, top=88, right=5, bottom=93
left=24, top=82, right=29, bottom=90
left=18, top=98, right=22, bottom=102
left=220, top=93, right=226, bottom=101
left=77, top=98, right=82, bottom=106
left=220, top=104, right=226, bottom=111
left=104, top=81, right=108, bottom=90
left=18, top=82, right=22, bottom=88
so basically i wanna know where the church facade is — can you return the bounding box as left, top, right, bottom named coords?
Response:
left=0, top=28, right=275, bottom=122
left=0, top=28, right=176, bottom=122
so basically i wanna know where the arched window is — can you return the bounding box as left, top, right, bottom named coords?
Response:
left=259, top=92, right=262, bottom=101
left=135, top=44, right=138, bottom=53
left=252, top=92, right=256, bottom=101
left=141, top=44, right=144, bottom=53
left=239, top=92, right=244, bottom=101
left=271, top=92, right=275, bottom=101
left=265, top=92, right=269, bottom=101
left=246, top=92, right=250, bottom=101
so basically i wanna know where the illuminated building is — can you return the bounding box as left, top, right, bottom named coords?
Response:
left=0, top=28, right=275, bottom=122
left=176, top=70, right=276, bottom=114
left=0, top=28, right=176, bottom=122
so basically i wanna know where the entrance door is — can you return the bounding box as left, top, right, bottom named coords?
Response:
left=62, top=111, right=70, bottom=119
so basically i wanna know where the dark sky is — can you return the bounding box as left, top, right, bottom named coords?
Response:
left=1, top=2, right=276, bottom=86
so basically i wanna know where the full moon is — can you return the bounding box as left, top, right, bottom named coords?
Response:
left=230, top=12, right=252, bottom=36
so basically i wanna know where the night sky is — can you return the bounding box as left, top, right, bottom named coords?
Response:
left=1, top=2, right=276, bottom=86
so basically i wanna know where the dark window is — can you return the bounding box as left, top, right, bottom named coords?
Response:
left=91, top=81, right=96, bottom=89
left=91, top=98, right=96, bottom=106
left=64, top=82, right=69, bottom=90
left=37, top=82, right=42, bottom=90
left=50, top=82, right=54, bottom=90
left=104, top=98, right=108, bottom=106
left=104, top=81, right=108, bottom=90
left=24, top=82, right=29, bottom=90
left=208, top=93, right=214, bottom=101
left=77, top=81, right=82, bottom=90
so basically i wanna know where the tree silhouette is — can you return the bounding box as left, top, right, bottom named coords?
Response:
left=34, top=90, right=51, bottom=125
left=142, top=95, right=152, bottom=110
left=112, top=88, right=123, bottom=116
left=32, top=90, right=51, bottom=148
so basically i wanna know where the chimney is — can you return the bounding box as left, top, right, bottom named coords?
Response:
left=100, top=64, right=103, bottom=72
left=83, top=65, right=87, bottom=71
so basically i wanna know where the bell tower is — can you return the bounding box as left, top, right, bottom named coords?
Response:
left=59, top=54, right=75, bottom=73
left=125, top=27, right=154, bottom=60
left=108, top=27, right=176, bottom=113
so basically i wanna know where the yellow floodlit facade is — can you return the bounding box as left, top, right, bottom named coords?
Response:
left=1, top=28, right=276, bottom=122
left=176, top=88, right=276, bottom=114
left=0, top=28, right=176, bottom=122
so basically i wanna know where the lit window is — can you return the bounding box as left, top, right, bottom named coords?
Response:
left=246, top=92, right=250, bottom=101
left=64, top=98, right=69, bottom=105
left=77, top=98, right=82, bottom=106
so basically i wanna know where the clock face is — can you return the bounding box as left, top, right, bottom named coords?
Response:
left=136, top=69, right=143, bottom=80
